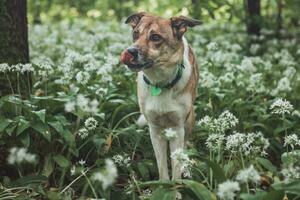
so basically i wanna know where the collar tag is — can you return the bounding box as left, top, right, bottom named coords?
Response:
left=150, top=86, right=162, bottom=96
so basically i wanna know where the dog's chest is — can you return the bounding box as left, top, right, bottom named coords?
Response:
left=143, top=91, right=191, bottom=127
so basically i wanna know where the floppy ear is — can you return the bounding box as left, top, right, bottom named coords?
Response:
left=170, top=16, right=201, bottom=39
left=125, top=12, right=147, bottom=29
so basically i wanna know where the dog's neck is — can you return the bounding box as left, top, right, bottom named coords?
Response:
left=142, top=37, right=189, bottom=86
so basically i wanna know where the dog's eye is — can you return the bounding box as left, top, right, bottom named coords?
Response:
left=133, top=31, right=139, bottom=40
left=150, top=34, right=162, bottom=42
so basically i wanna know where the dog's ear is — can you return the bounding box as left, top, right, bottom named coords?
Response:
left=125, top=12, right=147, bottom=29
left=170, top=16, right=201, bottom=39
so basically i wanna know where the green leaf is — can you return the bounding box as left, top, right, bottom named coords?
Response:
left=48, top=121, right=75, bottom=147
left=9, top=175, right=48, bottom=187
left=262, top=189, right=285, bottom=200
left=53, top=155, right=70, bottom=168
left=32, top=109, right=46, bottom=123
left=150, top=187, right=176, bottom=200
left=273, top=180, right=300, bottom=195
left=19, top=132, right=30, bottom=147
left=204, top=159, right=226, bottom=183
left=0, top=119, right=12, bottom=133
left=16, top=118, right=30, bottom=135
left=240, top=191, right=267, bottom=200
left=31, top=122, right=51, bottom=141
left=182, top=180, right=214, bottom=200
left=256, top=157, right=277, bottom=173
left=43, top=155, right=54, bottom=177
left=5, top=122, right=17, bottom=136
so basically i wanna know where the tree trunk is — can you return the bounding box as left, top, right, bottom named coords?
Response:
left=276, top=0, right=283, bottom=37
left=245, top=0, right=261, bottom=35
left=0, top=0, right=30, bottom=97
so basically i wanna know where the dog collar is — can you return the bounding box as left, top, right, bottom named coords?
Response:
left=143, top=63, right=185, bottom=96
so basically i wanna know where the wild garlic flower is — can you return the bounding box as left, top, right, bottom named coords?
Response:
left=78, top=128, right=89, bottom=139
left=225, top=131, right=269, bottom=156
left=139, top=189, right=152, bottom=200
left=7, top=147, right=36, bottom=164
left=112, top=154, right=131, bottom=167
left=199, top=111, right=238, bottom=134
left=0, top=63, right=9, bottom=72
left=281, top=165, right=300, bottom=183
left=78, top=159, right=86, bottom=166
left=64, top=101, right=76, bottom=112
left=164, top=128, right=177, bottom=140
left=270, top=98, right=294, bottom=115
left=236, top=165, right=260, bottom=183
left=171, top=148, right=189, bottom=162
left=205, top=134, right=225, bottom=151
left=284, top=134, right=300, bottom=149
left=84, top=117, right=98, bottom=130
left=93, top=159, right=118, bottom=190
left=207, top=42, right=219, bottom=51
left=217, top=180, right=240, bottom=200
left=76, top=71, right=90, bottom=85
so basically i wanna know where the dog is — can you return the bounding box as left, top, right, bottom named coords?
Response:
left=120, top=12, right=200, bottom=180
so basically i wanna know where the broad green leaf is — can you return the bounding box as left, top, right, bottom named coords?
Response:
left=273, top=180, right=300, bottom=195
left=182, top=180, right=214, bottom=200
left=204, top=159, right=226, bottom=183
left=0, top=119, right=12, bottom=133
left=256, top=157, right=277, bottom=173
left=43, top=155, right=54, bottom=177
left=53, top=155, right=70, bottom=168
left=16, top=118, right=30, bottom=135
left=150, top=187, right=176, bottom=200
left=19, top=132, right=30, bottom=147
left=31, top=122, right=51, bottom=141
left=5, top=122, right=17, bottom=136
left=48, top=121, right=75, bottom=147
left=32, top=109, right=46, bottom=123
left=240, top=191, right=267, bottom=200
left=262, top=189, right=284, bottom=200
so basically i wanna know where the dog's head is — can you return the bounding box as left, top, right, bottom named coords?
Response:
left=120, top=12, right=200, bottom=71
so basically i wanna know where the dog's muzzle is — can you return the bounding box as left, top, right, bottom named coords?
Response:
left=120, top=47, right=153, bottom=71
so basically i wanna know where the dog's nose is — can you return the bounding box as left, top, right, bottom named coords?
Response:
left=127, top=47, right=138, bottom=60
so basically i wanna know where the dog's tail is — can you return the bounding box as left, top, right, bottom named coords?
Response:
left=136, top=114, right=147, bottom=127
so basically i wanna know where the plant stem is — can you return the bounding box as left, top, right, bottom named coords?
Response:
left=82, top=170, right=98, bottom=199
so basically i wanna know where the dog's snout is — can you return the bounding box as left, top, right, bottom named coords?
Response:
left=127, top=47, right=139, bottom=60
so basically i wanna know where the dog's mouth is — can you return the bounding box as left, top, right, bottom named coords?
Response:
left=120, top=49, right=153, bottom=71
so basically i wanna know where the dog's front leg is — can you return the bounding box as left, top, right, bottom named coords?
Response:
left=170, top=126, right=185, bottom=180
left=149, top=124, right=169, bottom=180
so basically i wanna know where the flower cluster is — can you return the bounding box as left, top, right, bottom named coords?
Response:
left=284, top=134, right=300, bottom=149
left=225, top=131, right=270, bottom=156
left=84, top=117, right=98, bottom=130
left=217, top=180, right=240, bottom=200
left=0, top=63, right=34, bottom=74
left=93, top=159, right=118, bottom=190
left=270, top=98, right=294, bottom=115
left=164, top=128, right=177, bottom=140
left=198, top=110, right=239, bottom=134
left=112, top=154, right=131, bottom=167
left=7, top=147, right=36, bottom=164
left=236, top=165, right=260, bottom=183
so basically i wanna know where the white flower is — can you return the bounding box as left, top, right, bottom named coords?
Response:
left=93, top=159, right=118, bottom=190
left=236, top=165, right=260, bottom=183
left=78, top=128, right=89, bottom=139
left=281, top=165, right=300, bottom=183
left=284, top=134, right=300, bottom=149
left=76, top=71, right=90, bottom=85
left=70, top=165, right=76, bottom=176
left=20, top=63, right=34, bottom=74
left=112, top=154, right=131, bottom=167
left=171, top=149, right=189, bottom=162
left=205, top=134, right=225, bottom=151
left=0, top=63, right=9, bottom=72
left=207, top=42, right=219, bottom=51
left=270, top=98, right=294, bottom=115
left=7, top=147, right=36, bottom=164
left=217, top=180, right=240, bottom=200
left=65, top=101, right=76, bottom=112
left=139, top=189, right=152, bottom=200
left=84, top=117, right=98, bottom=130
left=78, top=159, right=86, bottom=166
left=238, top=57, right=256, bottom=72
left=164, top=128, right=177, bottom=140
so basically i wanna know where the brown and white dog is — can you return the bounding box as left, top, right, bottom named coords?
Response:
left=120, top=12, right=200, bottom=180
